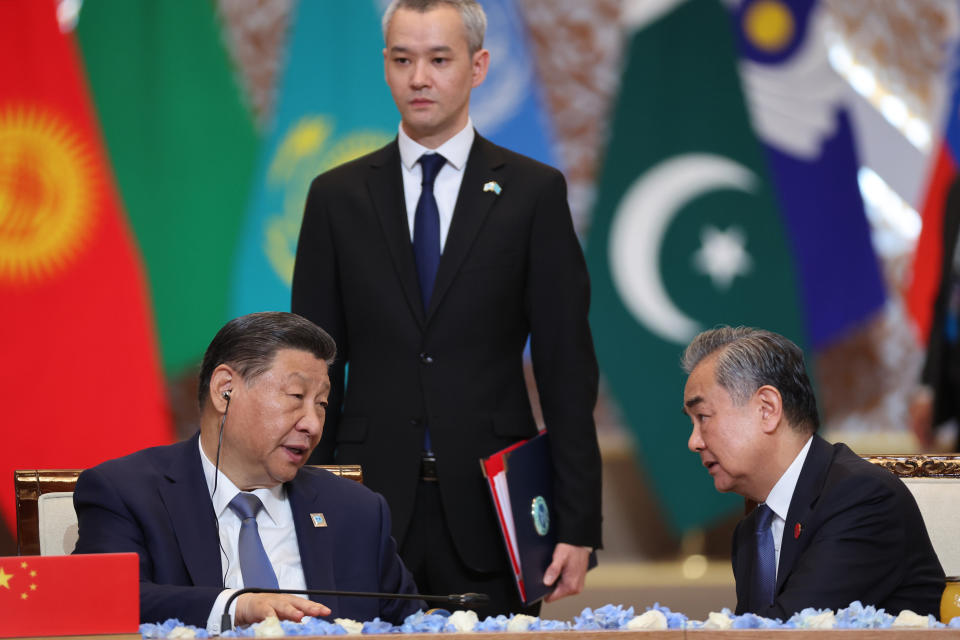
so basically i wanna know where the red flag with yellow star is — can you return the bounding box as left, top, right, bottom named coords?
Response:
left=0, top=0, right=173, bottom=539
left=0, top=554, right=138, bottom=636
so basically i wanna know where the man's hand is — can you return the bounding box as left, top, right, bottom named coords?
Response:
left=235, top=593, right=331, bottom=625
left=542, top=542, right=591, bottom=603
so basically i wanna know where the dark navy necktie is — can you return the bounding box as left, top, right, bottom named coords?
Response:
left=752, top=503, right=776, bottom=611
left=413, top=153, right=446, bottom=311
left=228, top=492, right=279, bottom=589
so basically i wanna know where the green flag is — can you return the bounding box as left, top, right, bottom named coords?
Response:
left=585, top=0, right=807, bottom=533
left=77, top=1, right=259, bottom=375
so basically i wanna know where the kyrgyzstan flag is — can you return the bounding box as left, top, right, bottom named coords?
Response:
left=0, top=0, right=173, bottom=538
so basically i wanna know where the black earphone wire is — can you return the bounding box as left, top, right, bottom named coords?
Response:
left=213, top=393, right=230, bottom=589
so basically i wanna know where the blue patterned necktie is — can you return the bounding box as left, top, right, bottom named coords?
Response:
left=228, top=492, right=279, bottom=589
left=752, top=503, right=776, bottom=611
left=413, top=153, right=446, bottom=311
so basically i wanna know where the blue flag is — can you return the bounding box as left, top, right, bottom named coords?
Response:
left=471, top=0, right=558, bottom=168
left=732, top=0, right=885, bottom=348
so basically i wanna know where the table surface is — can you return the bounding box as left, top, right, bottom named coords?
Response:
left=8, top=631, right=960, bottom=640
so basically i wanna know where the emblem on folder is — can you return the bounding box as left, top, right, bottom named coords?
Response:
left=483, top=181, right=502, bottom=195
left=531, top=496, right=550, bottom=536
left=310, top=513, right=327, bottom=527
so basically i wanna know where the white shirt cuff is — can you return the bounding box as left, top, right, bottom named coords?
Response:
left=206, top=588, right=239, bottom=635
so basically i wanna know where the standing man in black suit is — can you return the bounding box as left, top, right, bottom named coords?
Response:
left=682, top=326, right=944, bottom=619
left=291, top=0, right=601, bottom=617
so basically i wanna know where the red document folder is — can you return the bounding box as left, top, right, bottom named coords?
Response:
left=0, top=553, right=139, bottom=637
left=480, top=437, right=529, bottom=601
left=481, top=432, right=597, bottom=605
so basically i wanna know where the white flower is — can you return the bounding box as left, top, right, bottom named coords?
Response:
left=333, top=618, right=363, bottom=635
left=448, top=610, right=479, bottom=632
left=253, top=615, right=285, bottom=637
left=167, top=626, right=196, bottom=639
left=506, top=614, right=537, bottom=632
left=801, top=611, right=836, bottom=629
left=702, top=611, right=733, bottom=629
left=626, top=610, right=668, bottom=630
left=892, top=610, right=929, bottom=628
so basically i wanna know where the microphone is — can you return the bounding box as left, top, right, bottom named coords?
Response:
left=220, top=587, right=490, bottom=630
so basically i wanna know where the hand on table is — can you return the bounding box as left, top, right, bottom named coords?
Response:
left=235, top=592, right=330, bottom=625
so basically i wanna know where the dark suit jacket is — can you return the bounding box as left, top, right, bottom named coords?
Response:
left=733, top=435, right=944, bottom=618
left=922, top=178, right=960, bottom=445
left=291, top=134, right=602, bottom=572
left=72, top=434, right=422, bottom=626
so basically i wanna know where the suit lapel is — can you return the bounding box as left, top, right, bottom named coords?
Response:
left=776, top=435, right=833, bottom=593
left=288, top=472, right=340, bottom=615
left=367, top=140, right=426, bottom=327
left=159, top=434, right=223, bottom=587
left=427, top=135, right=505, bottom=321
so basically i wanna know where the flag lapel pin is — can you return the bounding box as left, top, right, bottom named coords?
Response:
left=794, top=522, right=802, bottom=539
left=483, top=181, right=501, bottom=195
left=310, top=513, right=327, bottom=527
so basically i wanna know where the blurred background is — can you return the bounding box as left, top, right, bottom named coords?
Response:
left=3, top=0, right=959, bottom=619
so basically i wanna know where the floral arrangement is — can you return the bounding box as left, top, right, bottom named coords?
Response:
left=139, top=602, right=960, bottom=637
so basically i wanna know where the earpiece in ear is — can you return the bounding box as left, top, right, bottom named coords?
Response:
left=222, top=391, right=231, bottom=401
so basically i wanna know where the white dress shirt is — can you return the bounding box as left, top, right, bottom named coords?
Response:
left=199, top=439, right=307, bottom=633
left=397, top=118, right=475, bottom=251
left=760, top=435, right=813, bottom=579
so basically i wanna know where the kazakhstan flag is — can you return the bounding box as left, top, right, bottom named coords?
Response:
left=231, top=1, right=396, bottom=316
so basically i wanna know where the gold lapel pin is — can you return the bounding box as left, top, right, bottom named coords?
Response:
left=310, top=513, right=327, bottom=528
left=483, top=181, right=502, bottom=195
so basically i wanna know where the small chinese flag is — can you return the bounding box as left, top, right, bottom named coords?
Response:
left=0, top=553, right=138, bottom=637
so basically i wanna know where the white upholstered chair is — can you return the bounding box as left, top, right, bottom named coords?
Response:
left=863, top=454, right=960, bottom=578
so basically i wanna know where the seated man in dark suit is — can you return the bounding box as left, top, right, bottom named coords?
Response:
left=681, top=326, right=945, bottom=619
left=73, top=312, right=423, bottom=630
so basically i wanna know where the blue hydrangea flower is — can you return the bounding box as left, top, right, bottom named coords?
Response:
left=474, top=615, right=510, bottom=632
left=648, top=603, right=689, bottom=629
left=360, top=618, right=395, bottom=634
left=573, top=604, right=635, bottom=629
left=398, top=610, right=453, bottom=633
left=834, top=601, right=894, bottom=629
left=730, top=612, right=782, bottom=629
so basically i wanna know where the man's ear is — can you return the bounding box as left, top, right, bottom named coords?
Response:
left=756, top=385, right=784, bottom=434
left=209, top=364, right=236, bottom=413
left=471, top=48, right=490, bottom=88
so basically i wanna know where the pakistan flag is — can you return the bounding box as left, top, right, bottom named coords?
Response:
left=586, top=0, right=807, bottom=533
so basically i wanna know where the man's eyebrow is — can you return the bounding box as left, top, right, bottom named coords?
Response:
left=682, top=396, right=703, bottom=415
left=389, top=45, right=454, bottom=54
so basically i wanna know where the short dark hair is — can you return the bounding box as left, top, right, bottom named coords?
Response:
left=197, top=312, right=336, bottom=408
left=382, top=0, right=486, bottom=55
left=681, top=326, right=820, bottom=434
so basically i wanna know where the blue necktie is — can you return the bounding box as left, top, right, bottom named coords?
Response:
left=752, top=503, right=776, bottom=611
left=413, top=153, right=446, bottom=311
left=228, top=492, right=279, bottom=589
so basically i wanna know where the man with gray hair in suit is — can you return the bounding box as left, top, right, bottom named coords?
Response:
left=681, top=326, right=943, bottom=618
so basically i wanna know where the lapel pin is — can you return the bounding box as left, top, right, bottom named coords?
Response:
left=483, top=181, right=501, bottom=195
left=310, top=513, right=327, bottom=528
left=794, top=522, right=802, bottom=539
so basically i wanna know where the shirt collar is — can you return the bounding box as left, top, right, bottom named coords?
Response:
left=397, top=117, right=474, bottom=172
left=198, top=437, right=286, bottom=525
left=764, top=435, right=813, bottom=521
